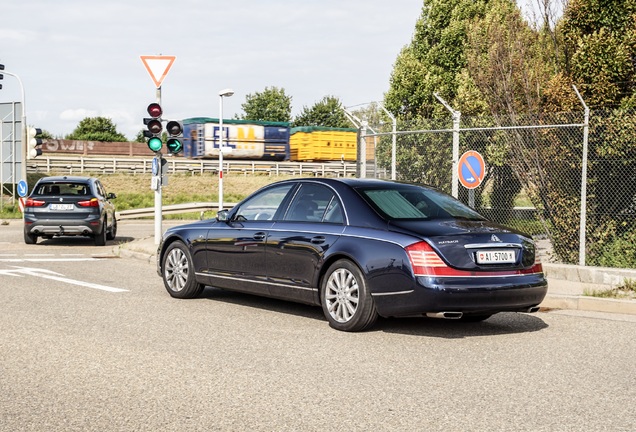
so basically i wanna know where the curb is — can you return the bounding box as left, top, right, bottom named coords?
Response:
left=541, top=293, right=636, bottom=315
left=543, top=263, right=636, bottom=287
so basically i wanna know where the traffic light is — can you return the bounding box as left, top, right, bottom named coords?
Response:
left=144, top=102, right=163, bottom=152
left=27, top=127, right=43, bottom=159
left=0, top=64, right=4, bottom=90
left=165, top=120, right=183, bottom=154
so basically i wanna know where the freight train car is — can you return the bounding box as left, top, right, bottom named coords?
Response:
left=289, top=126, right=358, bottom=162
left=183, top=118, right=290, bottom=161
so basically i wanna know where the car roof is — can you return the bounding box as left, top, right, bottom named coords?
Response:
left=35, top=176, right=95, bottom=183
left=286, top=177, right=431, bottom=189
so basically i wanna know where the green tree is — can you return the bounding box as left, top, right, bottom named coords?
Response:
left=238, top=86, right=292, bottom=122
left=560, top=0, right=636, bottom=108
left=293, top=96, right=350, bottom=128
left=384, top=0, right=489, bottom=119
left=65, top=117, right=128, bottom=142
left=134, top=130, right=146, bottom=143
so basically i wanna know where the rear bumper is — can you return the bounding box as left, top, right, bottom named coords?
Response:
left=372, top=274, right=548, bottom=317
left=25, top=217, right=102, bottom=237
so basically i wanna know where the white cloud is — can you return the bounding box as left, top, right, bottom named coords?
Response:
left=0, top=0, right=423, bottom=140
left=59, top=109, right=99, bottom=121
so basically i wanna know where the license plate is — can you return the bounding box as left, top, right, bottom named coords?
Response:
left=476, top=249, right=516, bottom=264
left=50, top=204, right=74, bottom=211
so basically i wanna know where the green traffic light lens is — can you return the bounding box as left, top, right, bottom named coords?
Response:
left=147, top=137, right=163, bottom=152
left=166, top=138, right=183, bottom=154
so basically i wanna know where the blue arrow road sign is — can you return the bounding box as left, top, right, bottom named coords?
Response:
left=152, top=157, right=159, bottom=176
left=17, top=180, right=28, bottom=197
left=458, top=151, right=485, bottom=189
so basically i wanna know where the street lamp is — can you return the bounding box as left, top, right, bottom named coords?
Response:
left=218, top=88, right=234, bottom=211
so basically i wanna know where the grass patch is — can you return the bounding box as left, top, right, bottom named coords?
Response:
left=584, top=278, right=636, bottom=299
left=2, top=172, right=293, bottom=220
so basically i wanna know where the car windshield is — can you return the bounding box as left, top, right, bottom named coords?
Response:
left=34, top=182, right=89, bottom=196
left=357, top=184, right=485, bottom=221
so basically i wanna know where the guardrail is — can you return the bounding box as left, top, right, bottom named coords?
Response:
left=117, top=202, right=237, bottom=220
left=27, top=155, right=357, bottom=177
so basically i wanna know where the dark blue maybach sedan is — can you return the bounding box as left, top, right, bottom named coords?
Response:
left=157, top=178, right=547, bottom=332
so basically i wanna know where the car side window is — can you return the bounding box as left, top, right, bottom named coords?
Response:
left=233, top=184, right=294, bottom=221
left=284, top=183, right=342, bottom=223
left=95, top=181, right=106, bottom=198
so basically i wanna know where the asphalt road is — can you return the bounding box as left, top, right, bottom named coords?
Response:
left=1, top=221, right=635, bottom=431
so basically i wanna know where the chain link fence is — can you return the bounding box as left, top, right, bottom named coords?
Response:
left=361, top=108, right=636, bottom=268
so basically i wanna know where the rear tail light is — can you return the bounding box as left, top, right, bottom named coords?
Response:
left=78, top=198, right=99, bottom=207
left=25, top=198, right=46, bottom=207
left=405, top=241, right=544, bottom=277
left=406, top=241, right=458, bottom=277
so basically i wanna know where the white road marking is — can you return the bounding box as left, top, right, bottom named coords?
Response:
left=0, top=258, right=101, bottom=262
left=0, top=266, right=128, bottom=293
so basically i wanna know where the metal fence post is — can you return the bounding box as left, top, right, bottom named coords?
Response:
left=434, top=93, right=461, bottom=198
left=573, top=85, right=589, bottom=266
left=378, top=104, right=397, bottom=180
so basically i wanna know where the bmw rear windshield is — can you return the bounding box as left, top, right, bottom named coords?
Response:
left=34, top=182, right=90, bottom=196
left=356, top=184, right=485, bottom=221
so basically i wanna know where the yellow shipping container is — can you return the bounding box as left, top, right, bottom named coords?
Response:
left=290, top=127, right=358, bottom=161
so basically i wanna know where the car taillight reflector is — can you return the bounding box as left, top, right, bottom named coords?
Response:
left=406, top=241, right=454, bottom=276
left=78, top=198, right=99, bottom=207
left=25, top=198, right=46, bottom=207
left=405, top=241, right=544, bottom=277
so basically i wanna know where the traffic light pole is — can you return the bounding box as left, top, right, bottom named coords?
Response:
left=154, top=86, right=162, bottom=245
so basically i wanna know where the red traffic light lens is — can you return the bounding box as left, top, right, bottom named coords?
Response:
left=147, top=119, right=162, bottom=135
left=147, top=103, right=162, bottom=118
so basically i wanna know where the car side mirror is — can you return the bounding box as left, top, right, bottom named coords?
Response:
left=217, top=209, right=229, bottom=222
left=107, top=193, right=117, bottom=199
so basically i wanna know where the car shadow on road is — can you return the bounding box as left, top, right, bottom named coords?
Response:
left=200, top=287, right=549, bottom=338
left=375, top=313, right=549, bottom=338
left=34, top=236, right=135, bottom=247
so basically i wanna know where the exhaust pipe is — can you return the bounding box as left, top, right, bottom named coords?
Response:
left=524, top=306, right=540, bottom=313
left=426, top=312, right=463, bottom=319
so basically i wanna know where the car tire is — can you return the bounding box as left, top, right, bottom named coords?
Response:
left=94, top=219, right=107, bottom=246
left=24, top=230, right=38, bottom=245
left=162, top=241, right=204, bottom=299
left=321, top=259, right=378, bottom=332
left=106, top=218, right=117, bottom=241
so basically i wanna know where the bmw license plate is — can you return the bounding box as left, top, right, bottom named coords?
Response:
left=476, top=250, right=516, bottom=264
left=50, top=204, right=74, bottom=211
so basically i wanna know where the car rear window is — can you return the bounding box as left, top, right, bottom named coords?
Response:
left=34, top=182, right=90, bottom=196
left=357, top=185, right=485, bottom=221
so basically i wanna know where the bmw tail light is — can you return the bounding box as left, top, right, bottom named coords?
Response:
left=25, top=198, right=46, bottom=207
left=78, top=198, right=99, bottom=207
left=405, top=241, right=544, bottom=277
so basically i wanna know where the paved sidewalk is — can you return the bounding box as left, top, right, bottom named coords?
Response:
left=116, top=237, right=636, bottom=316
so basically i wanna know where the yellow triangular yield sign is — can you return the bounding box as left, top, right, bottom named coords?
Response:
left=140, top=55, right=176, bottom=88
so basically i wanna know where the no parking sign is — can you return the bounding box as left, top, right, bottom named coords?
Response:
left=458, top=150, right=485, bottom=189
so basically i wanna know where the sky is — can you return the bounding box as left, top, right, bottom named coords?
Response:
left=0, top=0, right=425, bottom=140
